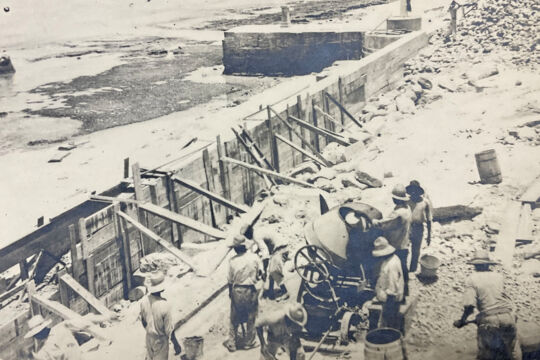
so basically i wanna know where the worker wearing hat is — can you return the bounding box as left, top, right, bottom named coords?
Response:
left=25, top=311, right=113, bottom=359
left=372, top=237, right=404, bottom=331
left=372, top=184, right=412, bottom=298
left=140, top=271, right=178, bottom=360
left=406, top=180, right=433, bottom=273
left=256, top=302, right=308, bottom=360
left=224, top=234, right=264, bottom=352
left=266, top=239, right=291, bottom=301
left=454, top=249, right=521, bottom=359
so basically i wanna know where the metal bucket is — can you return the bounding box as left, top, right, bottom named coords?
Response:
left=183, top=336, right=204, bottom=360
left=364, top=328, right=405, bottom=360
left=419, top=254, right=440, bottom=278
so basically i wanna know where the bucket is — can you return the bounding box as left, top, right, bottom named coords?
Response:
left=419, top=254, right=440, bottom=278
left=364, top=328, right=405, bottom=360
left=475, top=149, right=502, bottom=184
left=183, top=336, right=204, bottom=360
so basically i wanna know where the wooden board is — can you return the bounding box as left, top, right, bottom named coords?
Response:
left=116, top=211, right=201, bottom=274
left=172, top=176, right=249, bottom=213
left=30, top=293, right=80, bottom=320
left=275, top=134, right=326, bottom=167
left=60, top=273, right=112, bottom=316
left=520, top=179, right=540, bottom=204
left=287, top=114, right=351, bottom=147
left=138, top=203, right=226, bottom=239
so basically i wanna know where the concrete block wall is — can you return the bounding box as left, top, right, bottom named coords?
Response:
left=223, top=29, right=364, bottom=75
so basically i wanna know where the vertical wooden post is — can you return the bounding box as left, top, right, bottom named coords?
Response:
left=57, top=268, right=69, bottom=307
left=286, top=105, right=296, bottom=167
left=132, top=163, right=147, bottom=256
left=266, top=106, right=280, bottom=172
left=68, top=224, right=83, bottom=282
left=113, top=203, right=132, bottom=299
left=216, top=135, right=231, bottom=222
left=338, top=77, right=345, bottom=125
left=27, top=281, right=39, bottom=316
left=312, top=99, right=320, bottom=152
left=19, top=260, right=29, bottom=280
left=323, top=91, right=334, bottom=132
left=296, top=95, right=307, bottom=161
left=224, top=142, right=235, bottom=213
left=79, top=218, right=96, bottom=296
left=166, top=174, right=182, bottom=247
left=202, top=149, right=217, bottom=228
left=123, top=158, right=130, bottom=179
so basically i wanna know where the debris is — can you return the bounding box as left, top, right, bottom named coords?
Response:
left=48, top=152, right=71, bottom=163
left=321, top=142, right=346, bottom=165
left=417, top=77, right=433, bottom=90
left=290, top=162, right=319, bottom=178
left=354, top=170, right=383, bottom=188
left=432, top=205, right=483, bottom=223
left=395, top=94, right=416, bottom=114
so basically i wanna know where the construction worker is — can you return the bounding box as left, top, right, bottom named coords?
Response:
left=223, top=234, right=263, bottom=352
left=256, top=302, right=307, bottom=360
left=267, top=241, right=290, bottom=301
left=406, top=180, right=433, bottom=274
left=372, top=184, right=412, bottom=298
left=140, top=272, right=180, bottom=360
left=25, top=312, right=113, bottom=360
left=454, top=249, right=522, bottom=360
left=252, top=227, right=272, bottom=279
left=372, top=237, right=404, bottom=330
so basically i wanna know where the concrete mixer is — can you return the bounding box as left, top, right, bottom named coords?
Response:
left=294, top=202, right=384, bottom=343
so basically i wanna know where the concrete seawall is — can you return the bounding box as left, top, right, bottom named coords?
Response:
left=0, top=30, right=429, bottom=360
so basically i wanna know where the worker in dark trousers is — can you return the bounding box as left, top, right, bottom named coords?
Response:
left=372, top=184, right=412, bottom=299
left=454, top=249, right=522, bottom=360
left=223, top=234, right=263, bottom=352
left=406, top=180, right=433, bottom=274
left=372, top=237, right=404, bottom=330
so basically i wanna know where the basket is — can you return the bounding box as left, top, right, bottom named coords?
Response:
left=419, top=255, right=440, bottom=278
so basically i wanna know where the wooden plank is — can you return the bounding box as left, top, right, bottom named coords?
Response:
left=118, top=217, right=133, bottom=290
left=520, top=180, right=540, bottom=204
left=132, top=162, right=147, bottom=256
left=112, top=203, right=131, bottom=299
left=79, top=218, right=90, bottom=260
left=58, top=268, right=69, bottom=307
left=202, top=149, right=217, bottom=228
left=313, top=105, right=346, bottom=131
left=139, top=203, right=226, bottom=239
left=312, top=99, right=321, bottom=152
left=123, top=158, right=130, bottom=179
left=275, top=134, right=327, bottom=167
left=231, top=127, right=274, bottom=189
left=338, top=77, right=345, bottom=125
left=172, top=176, right=249, bottom=213
left=48, top=152, right=71, bottom=163
left=216, top=135, right=231, bottom=201
left=288, top=114, right=351, bottom=147
left=269, top=106, right=332, bottom=167
left=324, top=90, right=364, bottom=128
left=86, top=254, right=96, bottom=296
left=516, top=203, right=535, bottom=243
left=0, top=281, right=28, bottom=303
left=27, top=250, right=43, bottom=280
left=166, top=174, right=182, bottom=247
left=221, top=157, right=316, bottom=188
left=60, top=273, right=112, bottom=316
left=116, top=211, right=201, bottom=274
left=69, top=225, right=83, bottom=282
left=266, top=106, right=280, bottom=172
left=19, top=260, right=29, bottom=280
left=30, top=293, right=80, bottom=320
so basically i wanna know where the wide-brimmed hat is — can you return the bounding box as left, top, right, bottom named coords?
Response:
left=392, top=184, right=409, bottom=202
left=25, top=315, right=52, bottom=339
left=468, top=249, right=498, bottom=265
left=286, top=303, right=308, bottom=327
left=372, top=237, right=396, bottom=257
left=406, top=180, right=425, bottom=196
left=231, top=234, right=247, bottom=248
left=148, top=272, right=166, bottom=293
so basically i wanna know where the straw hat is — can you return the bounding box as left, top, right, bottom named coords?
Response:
left=391, top=184, right=409, bottom=202
left=406, top=180, right=425, bottom=196
left=286, top=303, right=308, bottom=327
left=148, top=272, right=166, bottom=294
left=468, top=249, right=498, bottom=265
left=372, top=237, right=396, bottom=257
left=25, top=315, right=52, bottom=339
left=231, top=234, right=247, bottom=248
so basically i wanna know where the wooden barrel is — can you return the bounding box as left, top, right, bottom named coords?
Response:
left=364, top=328, right=405, bottom=360
left=475, top=149, right=502, bottom=184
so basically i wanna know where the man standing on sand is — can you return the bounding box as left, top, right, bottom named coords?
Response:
left=454, top=249, right=521, bottom=360
left=256, top=302, right=308, bottom=360
left=223, top=234, right=263, bottom=352
left=25, top=312, right=114, bottom=360
left=406, top=180, right=433, bottom=274
left=372, top=184, right=412, bottom=298
left=267, top=241, right=290, bottom=301
left=140, top=272, right=180, bottom=360
left=372, top=237, right=404, bottom=330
